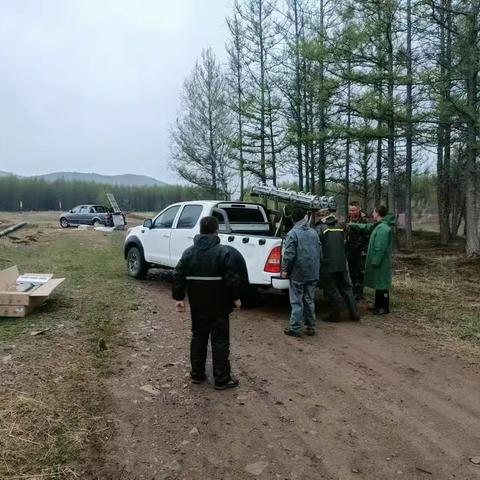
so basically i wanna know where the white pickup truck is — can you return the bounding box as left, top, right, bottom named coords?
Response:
left=124, top=200, right=289, bottom=291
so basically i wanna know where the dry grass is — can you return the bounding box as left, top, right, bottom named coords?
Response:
left=0, top=214, right=138, bottom=478
left=1, top=341, right=104, bottom=479
left=391, top=231, right=480, bottom=350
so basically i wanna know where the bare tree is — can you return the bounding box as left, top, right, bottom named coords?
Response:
left=170, top=48, right=234, bottom=199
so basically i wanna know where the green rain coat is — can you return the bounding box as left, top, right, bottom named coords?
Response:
left=349, top=214, right=396, bottom=290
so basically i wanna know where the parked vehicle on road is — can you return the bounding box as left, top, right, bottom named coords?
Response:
left=59, top=205, right=125, bottom=228
left=124, top=201, right=289, bottom=291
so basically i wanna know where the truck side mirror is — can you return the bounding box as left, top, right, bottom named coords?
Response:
left=143, top=219, right=153, bottom=229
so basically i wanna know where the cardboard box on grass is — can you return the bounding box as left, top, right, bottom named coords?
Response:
left=0, top=266, right=65, bottom=318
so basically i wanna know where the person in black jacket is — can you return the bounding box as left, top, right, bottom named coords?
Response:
left=172, top=216, right=242, bottom=390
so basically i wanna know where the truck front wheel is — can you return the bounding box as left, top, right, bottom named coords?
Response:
left=127, top=246, right=148, bottom=279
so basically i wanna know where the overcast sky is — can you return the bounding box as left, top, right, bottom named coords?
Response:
left=0, top=0, right=230, bottom=183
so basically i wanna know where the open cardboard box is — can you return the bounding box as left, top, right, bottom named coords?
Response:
left=0, top=266, right=65, bottom=318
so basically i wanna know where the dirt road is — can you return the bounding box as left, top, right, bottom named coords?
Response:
left=100, top=276, right=480, bottom=480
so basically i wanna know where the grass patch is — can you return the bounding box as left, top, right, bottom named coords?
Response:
left=0, top=221, right=139, bottom=478
left=392, top=231, right=480, bottom=348
left=0, top=229, right=137, bottom=347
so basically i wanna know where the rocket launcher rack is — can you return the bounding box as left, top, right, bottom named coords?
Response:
left=251, top=185, right=333, bottom=237
left=250, top=185, right=329, bottom=211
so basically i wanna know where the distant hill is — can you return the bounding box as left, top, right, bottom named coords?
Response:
left=0, top=171, right=166, bottom=186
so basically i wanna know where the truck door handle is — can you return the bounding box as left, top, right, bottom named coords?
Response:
left=162, top=234, right=169, bottom=238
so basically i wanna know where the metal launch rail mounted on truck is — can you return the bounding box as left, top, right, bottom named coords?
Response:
left=124, top=186, right=331, bottom=292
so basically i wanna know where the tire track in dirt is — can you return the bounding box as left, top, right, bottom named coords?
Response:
left=100, top=280, right=480, bottom=480
left=234, top=304, right=480, bottom=480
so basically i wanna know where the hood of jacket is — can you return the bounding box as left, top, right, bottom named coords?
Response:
left=323, top=214, right=338, bottom=226
left=381, top=214, right=396, bottom=227
left=193, top=234, right=220, bottom=251
left=293, top=218, right=310, bottom=231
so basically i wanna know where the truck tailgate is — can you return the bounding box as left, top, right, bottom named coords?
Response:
left=218, top=234, right=289, bottom=289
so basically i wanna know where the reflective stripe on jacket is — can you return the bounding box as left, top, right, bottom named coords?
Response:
left=172, top=234, right=243, bottom=316
left=316, top=215, right=348, bottom=273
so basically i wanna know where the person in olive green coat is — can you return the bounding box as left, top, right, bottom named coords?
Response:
left=349, top=205, right=395, bottom=315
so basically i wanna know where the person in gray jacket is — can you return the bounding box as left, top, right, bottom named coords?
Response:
left=281, top=208, right=322, bottom=337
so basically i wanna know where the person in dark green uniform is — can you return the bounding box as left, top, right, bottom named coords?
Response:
left=349, top=205, right=395, bottom=315
left=315, top=208, right=361, bottom=323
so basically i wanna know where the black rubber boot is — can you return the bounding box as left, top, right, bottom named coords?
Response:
left=214, top=376, right=240, bottom=390
left=284, top=327, right=303, bottom=337
left=190, top=374, right=206, bottom=384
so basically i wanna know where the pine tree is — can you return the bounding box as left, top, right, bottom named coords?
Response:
left=227, top=3, right=247, bottom=199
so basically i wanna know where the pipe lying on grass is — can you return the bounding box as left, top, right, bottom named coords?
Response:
left=0, top=222, right=27, bottom=238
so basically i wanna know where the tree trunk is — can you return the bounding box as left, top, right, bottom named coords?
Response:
left=267, top=87, right=277, bottom=187
left=437, top=0, right=452, bottom=244
left=374, top=46, right=383, bottom=207
left=464, top=7, right=480, bottom=257
left=293, top=0, right=303, bottom=190
left=259, top=1, right=267, bottom=184
left=309, top=92, right=316, bottom=192
left=344, top=59, right=352, bottom=220
left=386, top=21, right=395, bottom=214
left=465, top=153, right=479, bottom=256
left=303, top=56, right=310, bottom=191
left=207, top=68, right=217, bottom=198
left=303, top=83, right=310, bottom=192
left=317, top=0, right=326, bottom=195
left=362, top=140, right=370, bottom=211
left=404, top=0, right=413, bottom=249
left=375, top=137, right=382, bottom=206
left=465, top=76, right=480, bottom=256
left=236, top=38, right=245, bottom=200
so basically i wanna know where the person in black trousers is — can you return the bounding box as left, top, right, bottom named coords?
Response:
left=172, top=216, right=243, bottom=390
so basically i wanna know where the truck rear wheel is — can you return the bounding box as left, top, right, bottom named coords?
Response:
left=127, top=246, right=148, bottom=279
